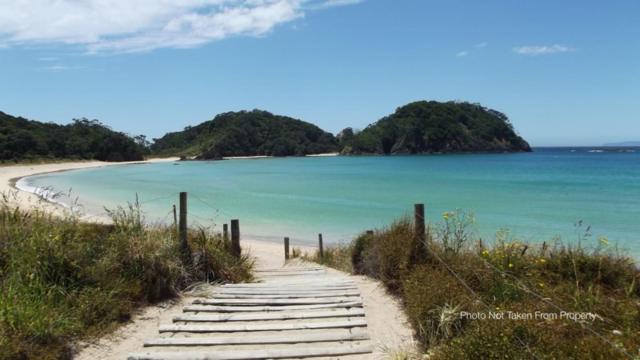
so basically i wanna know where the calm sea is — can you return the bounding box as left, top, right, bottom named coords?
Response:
left=20, top=148, right=640, bottom=254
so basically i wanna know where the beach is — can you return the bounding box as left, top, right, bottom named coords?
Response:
left=1, top=159, right=416, bottom=359
left=20, top=150, right=640, bottom=252
left=0, top=158, right=180, bottom=222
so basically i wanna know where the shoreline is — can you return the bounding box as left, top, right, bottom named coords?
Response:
left=1, top=158, right=180, bottom=222
left=1, top=159, right=416, bottom=359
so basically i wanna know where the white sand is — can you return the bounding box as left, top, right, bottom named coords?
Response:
left=75, top=240, right=416, bottom=359
left=222, top=155, right=272, bottom=160
left=0, top=158, right=179, bottom=222
left=306, top=152, right=340, bottom=157
left=1, top=160, right=416, bottom=359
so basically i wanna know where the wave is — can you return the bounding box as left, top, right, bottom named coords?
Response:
left=14, top=177, right=73, bottom=209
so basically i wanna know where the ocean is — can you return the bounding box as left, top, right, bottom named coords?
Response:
left=18, top=148, right=640, bottom=255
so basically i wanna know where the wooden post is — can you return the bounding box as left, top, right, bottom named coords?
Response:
left=230, top=219, right=240, bottom=257
left=284, top=237, right=290, bottom=260
left=172, top=204, right=178, bottom=233
left=179, top=192, right=191, bottom=262
left=223, top=223, right=229, bottom=240
left=411, top=203, right=428, bottom=263
left=318, top=233, right=324, bottom=259
left=414, top=203, right=425, bottom=243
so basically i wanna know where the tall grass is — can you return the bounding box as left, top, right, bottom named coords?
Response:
left=0, top=199, right=253, bottom=360
left=310, top=212, right=640, bottom=359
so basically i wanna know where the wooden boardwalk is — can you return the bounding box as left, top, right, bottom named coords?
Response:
left=128, top=265, right=373, bottom=359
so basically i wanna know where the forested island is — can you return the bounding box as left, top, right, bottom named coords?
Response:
left=339, top=101, right=531, bottom=154
left=1, top=101, right=530, bottom=162
left=0, top=111, right=146, bottom=162
left=151, top=110, right=338, bottom=159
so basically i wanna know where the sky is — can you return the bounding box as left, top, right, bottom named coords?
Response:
left=0, top=0, right=638, bottom=146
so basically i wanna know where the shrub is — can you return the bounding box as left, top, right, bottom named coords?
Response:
left=309, top=210, right=640, bottom=359
left=304, top=243, right=353, bottom=273
left=0, top=201, right=253, bottom=360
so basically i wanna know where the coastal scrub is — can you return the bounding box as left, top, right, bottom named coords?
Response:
left=0, top=199, right=253, bottom=360
left=310, top=212, right=640, bottom=359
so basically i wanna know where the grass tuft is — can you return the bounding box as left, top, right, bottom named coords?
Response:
left=0, top=198, right=253, bottom=360
left=309, top=211, right=640, bottom=359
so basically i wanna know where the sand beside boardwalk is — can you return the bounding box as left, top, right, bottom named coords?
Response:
left=1, top=160, right=416, bottom=359
left=75, top=240, right=416, bottom=359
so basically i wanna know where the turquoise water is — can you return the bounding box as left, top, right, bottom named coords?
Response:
left=22, top=148, right=640, bottom=254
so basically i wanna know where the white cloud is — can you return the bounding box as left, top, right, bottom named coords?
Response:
left=474, top=42, right=487, bottom=48
left=315, top=0, right=363, bottom=8
left=456, top=51, right=468, bottom=57
left=0, top=0, right=362, bottom=53
left=513, top=44, right=575, bottom=55
left=42, top=64, right=69, bottom=72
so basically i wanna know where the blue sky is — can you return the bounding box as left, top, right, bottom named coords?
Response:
left=0, top=0, right=638, bottom=146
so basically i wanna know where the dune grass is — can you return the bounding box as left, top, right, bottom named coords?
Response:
left=309, top=212, right=640, bottom=359
left=0, top=200, right=253, bottom=360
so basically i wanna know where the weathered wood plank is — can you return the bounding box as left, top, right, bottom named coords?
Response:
left=257, top=272, right=327, bottom=277
left=173, top=308, right=365, bottom=322
left=255, top=268, right=324, bottom=272
left=159, top=318, right=367, bottom=333
left=223, top=280, right=352, bottom=285
left=213, top=288, right=359, bottom=295
left=210, top=291, right=360, bottom=299
left=129, top=343, right=373, bottom=359
left=143, top=331, right=370, bottom=347
left=193, top=296, right=361, bottom=306
left=183, top=301, right=363, bottom=313
left=220, top=284, right=355, bottom=289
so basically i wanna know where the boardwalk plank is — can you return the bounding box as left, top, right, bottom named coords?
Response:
left=143, top=331, right=370, bottom=347
left=159, top=318, right=367, bottom=333
left=183, top=301, right=363, bottom=313
left=129, top=343, right=373, bottom=359
left=210, top=291, right=360, bottom=299
left=173, top=308, right=365, bottom=322
left=193, top=297, right=360, bottom=306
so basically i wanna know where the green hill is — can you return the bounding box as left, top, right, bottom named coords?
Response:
left=341, top=101, right=531, bottom=154
left=0, top=111, right=145, bottom=162
left=151, top=110, right=338, bottom=159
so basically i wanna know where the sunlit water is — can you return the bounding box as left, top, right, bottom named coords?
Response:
left=19, top=148, right=640, bottom=255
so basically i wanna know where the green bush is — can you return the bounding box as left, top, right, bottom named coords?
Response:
left=310, top=211, right=640, bottom=359
left=304, top=243, right=353, bottom=273
left=0, top=202, right=253, bottom=360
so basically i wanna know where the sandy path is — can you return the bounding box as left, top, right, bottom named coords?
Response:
left=75, top=240, right=416, bottom=359
left=1, top=161, right=416, bottom=359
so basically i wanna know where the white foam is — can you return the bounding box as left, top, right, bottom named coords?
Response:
left=15, top=177, right=72, bottom=209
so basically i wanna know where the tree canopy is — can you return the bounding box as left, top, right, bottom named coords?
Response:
left=0, top=112, right=145, bottom=162
left=1, top=101, right=531, bottom=163
left=340, top=101, right=531, bottom=154
left=151, top=110, right=338, bottom=159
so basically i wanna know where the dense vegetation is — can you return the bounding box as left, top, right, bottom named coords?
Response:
left=0, top=198, right=253, bottom=360
left=151, top=110, right=338, bottom=159
left=307, top=213, right=639, bottom=359
left=340, top=101, right=531, bottom=154
left=2, top=101, right=532, bottom=162
left=0, top=112, right=146, bottom=162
